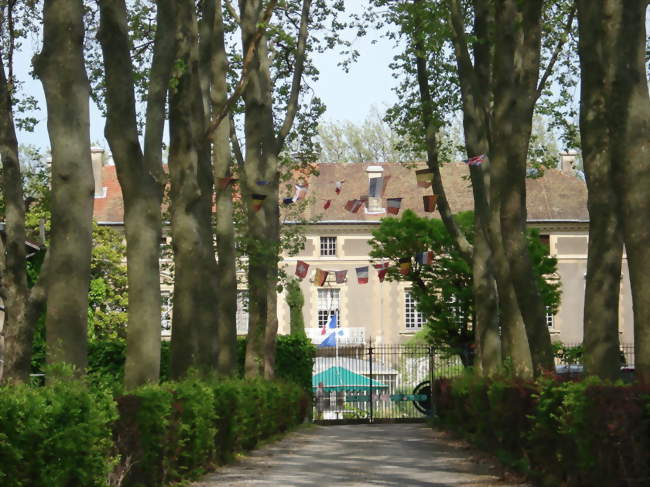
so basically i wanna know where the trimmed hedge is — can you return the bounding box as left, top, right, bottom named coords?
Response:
left=0, top=378, right=309, bottom=487
left=433, top=375, right=650, bottom=486
left=82, top=334, right=315, bottom=390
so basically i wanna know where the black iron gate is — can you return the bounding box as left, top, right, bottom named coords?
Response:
left=312, top=344, right=463, bottom=424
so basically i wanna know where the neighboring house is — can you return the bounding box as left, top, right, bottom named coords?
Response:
left=91, top=149, right=635, bottom=347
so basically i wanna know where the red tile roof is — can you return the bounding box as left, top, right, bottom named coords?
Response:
left=93, top=162, right=588, bottom=224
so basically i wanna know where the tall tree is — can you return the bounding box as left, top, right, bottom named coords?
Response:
left=0, top=1, right=48, bottom=383
left=97, top=0, right=175, bottom=388
left=577, top=0, right=650, bottom=382
left=168, top=0, right=221, bottom=378
left=31, top=0, right=93, bottom=375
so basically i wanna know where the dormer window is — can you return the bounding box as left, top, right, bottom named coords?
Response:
left=366, top=165, right=385, bottom=213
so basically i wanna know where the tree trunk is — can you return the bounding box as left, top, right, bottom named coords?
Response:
left=491, top=0, right=553, bottom=374
left=264, top=200, right=280, bottom=379
left=34, top=0, right=93, bottom=375
left=98, top=0, right=174, bottom=388
left=577, top=0, right=623, bottom=381
left=168, top=0, right=220, bottom=379
left=240, top=0, right=274, bottom=377
left=0, top=48, right=30, bottom=382
left=607, top=0, right=650, bottom=384
left=209, top=0, right=238, bottom=376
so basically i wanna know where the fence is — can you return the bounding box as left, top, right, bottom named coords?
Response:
left=312, top=344, right=464, bottom=423
left=555, top=342, right=635, bottom=368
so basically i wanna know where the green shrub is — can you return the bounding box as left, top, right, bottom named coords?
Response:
left=0, top=381, right=116, bottom=487
left=433, top=375, right=650, bottom=487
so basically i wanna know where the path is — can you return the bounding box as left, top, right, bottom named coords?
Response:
left=194, top=424, right=529, bottom=487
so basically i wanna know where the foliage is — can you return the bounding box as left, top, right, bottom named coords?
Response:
left=113, top=377, right=308, bottom=486
left=285, top=277, right=306, bottom=337
left=369, top=210, right=561, bottom=362
left=0, top=375, right=306, bottom=487
left=317, top=105, right=425, bottom=163
left=552, top=342, right=584, bottom=365
left=433, top=375, right=650, bottom=486
left=237, top=334, right=315, bottom=391
left=0, top=380, right=117, bottom=487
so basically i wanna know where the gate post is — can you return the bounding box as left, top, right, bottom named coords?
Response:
left=369, top=343, right=374, bottom=423
left=429, top=346, right=435, bottom=417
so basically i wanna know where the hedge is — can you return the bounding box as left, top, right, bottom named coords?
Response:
left=433, top=375, right=650, bottom=486
left=0, top=377, right=309, bottom=487
left=81, top=334, right=315, bottom=390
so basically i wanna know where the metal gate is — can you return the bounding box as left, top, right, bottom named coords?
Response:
left=312, top=344, right=463, bottom=424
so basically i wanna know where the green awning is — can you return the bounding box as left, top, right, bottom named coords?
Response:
left=312, top=366, right=388, bottom=392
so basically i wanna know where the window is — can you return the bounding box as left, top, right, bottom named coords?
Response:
left=236, top=291, right=249, bottom=334
left=320, top=236, right=337, bottom=256
left=405, top=290, right=425, bottom=329
left=546, top=306, right=555, bottom=328
left=318, top=288, right=340, bottom=328
left=161, top=292, right=173, bottom=336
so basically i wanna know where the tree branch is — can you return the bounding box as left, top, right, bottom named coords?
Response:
left=205, top=0, right=277, bottom=141
left=274, top=0, right=312, bottom=154
left=224, top=0, right=240, bottom=24
left=535, top=5, right=575, bottom=100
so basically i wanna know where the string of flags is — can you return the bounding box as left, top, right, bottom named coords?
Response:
left=293, top=254, right=437, bottom=287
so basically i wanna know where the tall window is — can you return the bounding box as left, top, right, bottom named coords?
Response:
left=405, top=290, right=425, bottom=329
left=320, top=236, right=337, bottom=256
left=318, top=288, right=340, bottom=328
left=161, top=292, right=173, bottom=336
left=236, top=291, right=249, bottom=334
left=545, top=306, right=555, bottom=328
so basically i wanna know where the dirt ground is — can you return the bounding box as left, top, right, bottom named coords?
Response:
left=193, top=423, right=530, bottom=487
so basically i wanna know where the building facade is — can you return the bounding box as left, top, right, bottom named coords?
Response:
left=91, top=152, right=635, bottom=346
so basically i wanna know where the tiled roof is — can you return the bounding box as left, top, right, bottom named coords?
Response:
left=93, top=161, right=588, bottom=224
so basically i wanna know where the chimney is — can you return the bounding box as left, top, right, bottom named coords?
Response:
left=366, top=165, right=385, bottom=213
left=91, top=147, right=105, bottom=197
left=558, top=151, right=578, bottom=173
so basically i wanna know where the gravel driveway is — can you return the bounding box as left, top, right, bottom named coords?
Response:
left=193, top=423, right=529, bottom=487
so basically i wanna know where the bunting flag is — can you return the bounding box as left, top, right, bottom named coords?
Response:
left=356, top=266, right=369, bottom=284
left=292, top=184, right=308, bottom=202
left=369, top=176, right=384, bottom=198
left=416, top=251, right=434, bottom=265
left=335, top=180, right=343, bottom=194
left=386, top=198, right=402, bottom=215
left=314, top=268, right=329, bottom=286
left=466, top=154, right=487, bottom=166
left=321, top=323, right=327, bottom=335
left=423, top=194, right=438, bottom=213
left=216, top=177, right=238, bottom=190
left=335, top=270, right=347, bottom=284
left=295, top=260, right=309, bottom=279
left=345, top=199, right=363, bottom=213
left=282, top=197, right=294, bottom=206
left=251, top=194, right=267, bottom=212
left=374, top=262, right=389, bottom=282
left=323, top=199, right=332, bottom=210
left=399, top=257, right=412, bottom=276
left=415, top=168, right=434, bottom=188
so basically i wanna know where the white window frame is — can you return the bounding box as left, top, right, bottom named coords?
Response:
left=236, top=290, right=249, bottom=334
left=320, top=236, right=337, bottom=257
left=404, top=290, right=425, bottom=329
left=317, top=288, right=341, bottom=328
left=161, top=291, right=173, bottom=336
left=545, top=306, right=555, bottom=329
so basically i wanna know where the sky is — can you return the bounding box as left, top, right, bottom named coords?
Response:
left=12, top=2, right=401, bottom=153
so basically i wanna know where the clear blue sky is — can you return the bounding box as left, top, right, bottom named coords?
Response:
left=13, top=3, right=400, bottom=152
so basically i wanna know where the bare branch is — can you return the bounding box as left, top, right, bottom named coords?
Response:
left=535, top=5, right=575, bottom=100
left=275, top=0, right=312, bottom=154
left=224, top=0, right=240, bottom=24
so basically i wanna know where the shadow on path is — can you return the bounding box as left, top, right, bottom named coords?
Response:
left=193, top=424, right=529, bottom=487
